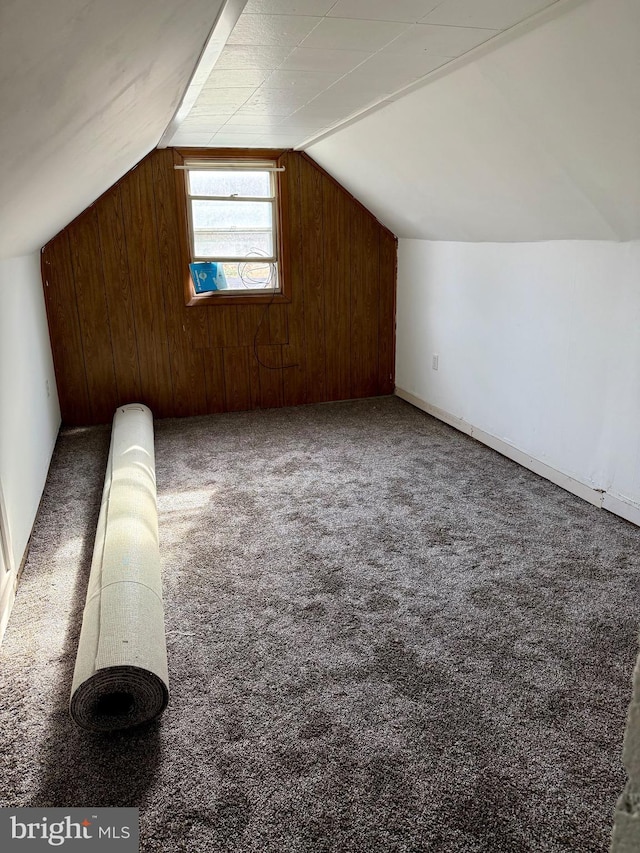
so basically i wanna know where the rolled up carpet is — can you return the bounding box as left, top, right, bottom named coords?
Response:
left=70, top=404, right=169, bottom=732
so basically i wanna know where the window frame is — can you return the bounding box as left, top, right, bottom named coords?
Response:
left=176, top=149, right=289, bottom=307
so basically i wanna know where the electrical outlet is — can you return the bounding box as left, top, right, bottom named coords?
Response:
left=432, top=354, right=439, bottom=371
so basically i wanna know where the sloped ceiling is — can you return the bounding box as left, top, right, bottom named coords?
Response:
left=0, top=0, right=226, bottom=260
left=2, top=0, right=637, bottom=257
left=306, top=0, right=640, bottom=241
left=167, top=0, right=560, bottom=149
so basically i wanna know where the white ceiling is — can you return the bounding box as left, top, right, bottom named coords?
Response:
left=167, top=0, right=561, bottom=148
left=0, top=0, right=226, bottom=259
left=2, top=0, right=636, bottom=256
left=306, top=0, right=640, bottom=241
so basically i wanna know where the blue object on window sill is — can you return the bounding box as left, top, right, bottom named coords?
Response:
left=189, top=262, right=228, bottom=292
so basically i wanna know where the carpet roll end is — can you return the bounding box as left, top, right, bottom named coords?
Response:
left=70, top=665, right=169, bottom=732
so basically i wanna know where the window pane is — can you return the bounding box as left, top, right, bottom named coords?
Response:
left=190, top=261, right=278, bottom=293
left=192, top=200, right=272, bottom=230
left=192, top=200, right=274, bottom=258
left=194, top=230, right=273, bottom=259
left=218, top=262, right=278, bottom=291
left=189, top=170, right=271, bottom=198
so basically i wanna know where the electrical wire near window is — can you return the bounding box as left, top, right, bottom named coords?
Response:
left=183, top=160, right=281, bottom=296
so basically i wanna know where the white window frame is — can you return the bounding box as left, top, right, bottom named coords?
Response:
left=184, top=160, right=280, bottom=292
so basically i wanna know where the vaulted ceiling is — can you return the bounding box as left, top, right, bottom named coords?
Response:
left=1, top=0, right=637, bottom=258
left=307, top=0, right=640, bottom=241
left=167, top=0, right=561, bottom=149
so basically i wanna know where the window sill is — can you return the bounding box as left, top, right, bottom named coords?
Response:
left=186, top=291, right=291, bottom=307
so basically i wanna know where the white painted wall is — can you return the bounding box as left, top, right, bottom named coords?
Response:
left=0, top=253, right=61, bottom=641
left=396, top=239, right=640, bottom=519
left=0, top=0, right=226, bottom=259
left=307, top=0, right=640, bottom=243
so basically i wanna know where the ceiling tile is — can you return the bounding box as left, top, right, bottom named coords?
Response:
left=206, top=70, right=272, bottom=88
left=187, top=105, right=240, bottom=118
left=300, top=17, right=409, bottom=51
left=286, top=102, right=347, bottom=122
left=320, top=75, right=385, bottom=98
left=243, top=0, right=336, bottom=13
left=234, top=96, right=312, bottom=116
left=304, top=80, right=383, bottom=112
left=214, top=45, right=294, bottom=70
left=276, top=116, right=327, bottom=129
left=196, top=86, right=256, bottom=107
left=383, top=23, right=498, bottom=56
left=262, top=69, right=343, bottom=92
left=235, top=105, right=302, bottom=117
left=209, top=131, right=296, bottom=147
left=175, top=0, right=540, bottom=151
left=206, top=137, right=253, bottom=147
left=169, top=132, right=216, bottom=146
left=242, top=87, right=313, bottom=109
left=277, top=47, right=370, bottom=73
left=327, top=0, right=441, bottom=22
left=224, top=114, right=286, bottom=127
left=217, top=123, right=282, bottom=134
left=208, top=133, right=262, bottom=145
left=177, top=119, right=227, bottom=133
left=228, top=14, right=322, bottom=47
left=344, top=51, right=449, bottom=92
left=419, top=0, right=557, bottom=30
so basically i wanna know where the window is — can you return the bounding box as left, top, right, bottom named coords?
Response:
left=184, top=160, right=281, bottom=297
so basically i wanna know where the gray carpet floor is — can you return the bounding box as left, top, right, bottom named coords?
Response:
left=1, top=396, right=638, bottom=852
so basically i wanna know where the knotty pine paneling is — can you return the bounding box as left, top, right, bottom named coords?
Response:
left=42, top=149, right=397, bottom=426
left=95, top=186, right=142, bottom=404
left=378, top=229, right=397, bottom=395
left=323, top=177, right=351, bottom=402
left=280, top=151, right=308, bottom=409
left=350, top=205, right=380, bottom=398
left=67, top=209, right=119, bottom=424
left=42, top=233, right=92, bottom=425
left=299, top=154, right=327, bottom=404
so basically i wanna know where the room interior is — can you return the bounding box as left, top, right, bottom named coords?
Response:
left=0, top=0, right=638, bottom=850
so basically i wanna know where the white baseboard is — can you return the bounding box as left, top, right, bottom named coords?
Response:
left=0, top=569, right=19, bottom=647
left=603, top=492, right=640, bottom=528
left=395, top=388, right=638, bottom=528
left=0, top=478, right=14, bottom=574
left=0, top=535, right=34, bottom=647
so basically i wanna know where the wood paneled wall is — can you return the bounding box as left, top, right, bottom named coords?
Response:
left=42, top=148, right=397, bottom=426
